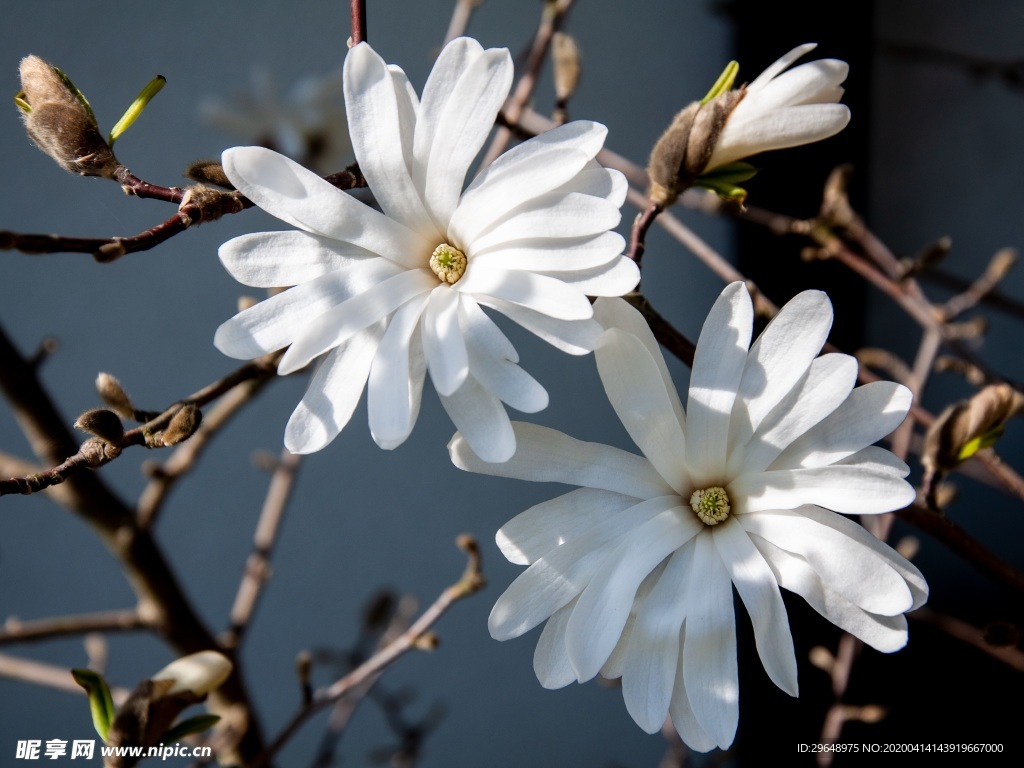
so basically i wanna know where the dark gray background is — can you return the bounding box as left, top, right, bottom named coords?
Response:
left=1, top=1, right=1022, bottom=766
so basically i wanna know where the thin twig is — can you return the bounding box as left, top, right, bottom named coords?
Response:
left=627, top=201, right=663, bottom=268
left=350, top=0, right=367, bottom=44
left=443, top=0, right=482, bottom=45
left=910, top=607, right=1024, bottom=672
left=0, top=609, right=146, bottom=646
left=0, top=651, right=127, bottom=700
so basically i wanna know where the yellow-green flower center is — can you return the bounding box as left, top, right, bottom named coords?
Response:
left=689, top=486, right=730, bottom=526
left=429, top=243, right=467, bottom=284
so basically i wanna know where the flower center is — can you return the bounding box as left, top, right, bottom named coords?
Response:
left=689, top=486, right=731, bottom=526
left=429, top=243, right=467, bottom=284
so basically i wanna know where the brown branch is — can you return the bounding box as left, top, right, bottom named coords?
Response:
left=627, top=201, right=663, bottom=268
left=910, top=607, right=1024, bottom=672
left=624, top=293, right=696, bottom=367
left=252, top=536, right=485, bottom=768
left=350, top=0, right=367, bottom=44
left=443, top=0, right=482, bottom=45
left=222, top=450, right=303, bottom=649
left=0, top=610, right=146, bottom=646
left=923, top=267, right=1024, bottom=321
left=0, top=651, right=128, bottom=700
left=112, top=167, right=185, bottom=204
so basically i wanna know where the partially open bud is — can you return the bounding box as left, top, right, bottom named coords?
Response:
left=151, top=651, right=232, bottom=697
left=17, top=56, right=120, bottom=178
left=923, top=383, right=1024, bottom=473
left=74, top=408, right=125, bottom=444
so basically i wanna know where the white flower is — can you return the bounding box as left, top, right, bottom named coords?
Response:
left=152, top=651, right=232, bottom=697
left=214, top=38, right=638, bottom=462
left=707, top=43, right=851, bottom=170
left=200, top=67, right=352, bottom=173
left=449, top=284, right=928, bottom=750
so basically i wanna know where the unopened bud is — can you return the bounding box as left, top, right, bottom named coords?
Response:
left=552, top=32, right=581, bottom=102
left=95, top=372, right=135, bottom=420
left=162, top=404, right=202, bottom=446
left=185, top=160, right=234, bottom=189
left=74, top=408, right=125, bottom=444
left=647, top=89, right=744, bottom=207
left=923, top=383, right=1024, bottom=472
left=151, top=650, right=232, bottom=697
left=17, top=56, right=120, bottom=178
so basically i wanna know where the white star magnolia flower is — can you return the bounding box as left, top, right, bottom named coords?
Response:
left=200, top=67, right=352, bottom=174
left=707, top=43, right=851, bottom=170
left=449, top=283, right=928, bottom=751
left=214, top=38, right=638, bottom=461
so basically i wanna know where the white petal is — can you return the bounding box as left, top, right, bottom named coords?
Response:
left=417, top=42, right=513, bottom=225
left=835, top=445, right=910, bottom=477
left=343, top=43, right=435, bottom=233
left=668, top=625, right=720, bottom=754
left=682, top=532, right=739, bottom=749
left=752, top=536, right=909, bottom=652
left=730, top=464, right=916, bottom=515
left=457, top=267, right=593, bottom=320
left=422, top=287, right=469, bottom=396
left=468, top=191, right=622, bottom=253
left=747, top=43, right=818, bottom=92
left=451, top=120, right=609, bottom=243
left=463, top=307, right=548, bottom=414
left=621, top=543, right=694, bottom=733
left=712, top=518, right=798, bottom=695
left=222, top=146, right=430, bottom=268
left=438, top=374, right=515, bottom=463
left=556, top=163, right=628, bottom=207
left=533, top=598, right=578, bottom=689
left=728, top=290, right=833, bottom=452
left=470, top=231, right=626, bottom=272
left=542, top=256, right=640, bottom=297
left=728, top=353, right=857, bottom=476
left=772, top=382, right=912, bottom=470
left=799, top=505, right=928, bottom=610
left=740, top=509, right=913, bottom=614
left=283, top=325, right=384, bottom=453
left=477, top=297, right=602, bottom=355
left=214, top=258, right=403, bottom=359
left=458, top=297, right=518, bottom=361
left=497, top=487, right=639, bottom=566
left=592, top=297, right=686, bottom=425
left=449, top=422, right=674, bottom=498
left=596, top=328, right=689, bottom=493
left=489, top=496, right=674, bottom=639
left=742, top=59, right=848, bottom=111
left=711, top=104, right=851, bottom=169
left=278, top=269, right=436, bottom=374
left=219, top=230, right=376, bottom=288
left=566, top=507, right=701, bottom=682
left=686, top=282, right=753, bottom=486
left=367, top=294, right=429, bottom=449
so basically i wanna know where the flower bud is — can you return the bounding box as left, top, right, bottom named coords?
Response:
left=151, top=650, right=232, bottom=697
left=185, top=159, right=234, bottom=189
left=95, top=373, right=136, bottom=420
left=552, top=32, right=581, bottom=103
left=74, top=408, right=125, bottom=444
left=923, top=383, right=1024, bottom=473
left=162, top=404, right=202, bottom=446
left=17, top=56, right=120, bottom=178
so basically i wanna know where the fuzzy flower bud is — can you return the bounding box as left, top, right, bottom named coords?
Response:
left=17, top=56, right=120, bottom=178
left=74, top=408, right=125, bottom=444
left=162, top=403, right=202, bottom=446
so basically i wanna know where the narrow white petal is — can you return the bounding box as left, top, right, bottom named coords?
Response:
left=457, top=267, right=593, bottom=320
left=423, top=287, right=469, bottom=396
left=729, top=353, right=857, bottom=476
left=367, top=295, right=429, bottom=449
left=343, top=43, right=435, bottom=232
left=668, top=625, right=720, bottom=754
left=458, top=297, right=518, bottom=362
left=682, top=533, right=739, bottom=749
left=470, top=231, right=626, bottom=272
left=219, top=230, right=376, bottom=288
left=834, top=445, right=910, bottom=477
left=497, top=487, right=639, bottom=566
left=686, top=282, right=753, bottom=486
left=742, top=59, right=848, bottom=112
left=543, top=256, right=640, bottom=297
left=730, top=464, right=916, bottom=515
left=452, top=121, right=609, bottom=242
left=222, top=146, right=430, bottom=268
left=747, top=43, right=818, bottom=92
left=438, top=374, right=514, bottom=463
left=556, top=163, right=629, bottom=207
left=278, top=269, right=436, bottom=374
left=214, top=258, right=403, bottom=359
left=566, top=507, right=701, bottom=682
left=449, top=422, right=674, bottom=498
left=710, top=104, right=851, bottom=168
left=283, top=325, right=384, bottom=453
left=468, top=191, right=622, bottom=253
left=712, top=519, right=798, bottom=695
left=621, top=543, right=695, bottom=733
left=592, top=297, right=686, bottom=425
left=464, top=311, right=548, bottom=414
left=752, top=536, right=909, bottom=652
left=800, top=505, right=928, bottom=609
left=728, top=290, right=832, bottom=452
left=477, top=297, right=602, bottom=355
left=533, top=598, right=578, bottom=689
left=596, top=329, right=689, bottom=493
left=740, top=509, right=913, bottom=614
left=771, top=382, right=912, bottom=470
